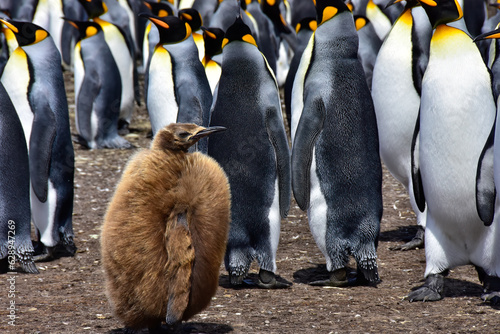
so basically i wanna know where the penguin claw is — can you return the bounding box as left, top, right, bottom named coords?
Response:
left=481, top=292, right=500, bottom=305
left=390, top=227, right=425, bottom=251
left=407, top=273, right=444, bottom=302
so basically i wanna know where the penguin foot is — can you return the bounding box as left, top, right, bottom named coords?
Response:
left=390, top=226, right=425, bottom=251
left=407, top=273, right=444, bottom=302
left=310, top=268, right=349, bottom=287
left=255, top=269, right=292, bottom=289
left=19, top=259, right=39, bottom=274
left=99, top=136, right=134, bottom=149
left=33, top=245, right=55, bottom=262
left=118, top=119, right=130, bottom=136
left=476, top=268, right=500, bottom=305
left=230, top=273, right=246, bottom=286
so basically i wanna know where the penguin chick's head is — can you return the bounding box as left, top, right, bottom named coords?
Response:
left=418, top=0, right=463, bottom=29
left=63, top=18, right=102, bottom=40
left=222, top=17, right=257, bottom=49
left=76, top=0, right=107, bottom=19
left=313, top=0, right=350, bottom=25
left=179, top=8, right=203, bottom=32
left=152, top=123, right=226, bottom=152
left=139, top=13, right=192, bottom=44
left=0, top=19, right=49, bottom=46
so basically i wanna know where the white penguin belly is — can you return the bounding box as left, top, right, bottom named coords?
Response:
left=307, top=149, right=331, bottom=271
left=1, top=48, right=33, bottom=147
left=147, top=47, right=178, bottom=135
left=372, top=11, right=418, bottom=186
left=100, top=20, right=135, bottom=122
left=205, top=60, right=221, bottom=94
left=291, top=33, right=314, bottom=143
left=73, top=42, right=84, bottom=135
left=31, top=180, right=58, bottom=247
left=267, top=179, right=281, bottom=273
left=419, top=28, right=496, bottom=273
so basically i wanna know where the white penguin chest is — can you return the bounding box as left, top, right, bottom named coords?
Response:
left=147, top=46, right=178, bottom=134
left=1, top=48, right=33, bottom=147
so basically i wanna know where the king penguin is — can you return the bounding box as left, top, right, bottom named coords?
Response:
left=291, top=0, right=383, bottom=286
left=77, top=0, right=137, bottom=133
left=140, top=13, right=212, bottom=140
left=0, top=19, right=76, bottom=261
left=101, top=123, right=230, bottom=332
left=371, top=0, right=432, bottom=250
left=0, top=81, right=38, bottom=274
left=208, top=17, right=292, bottom=289
left=201, top=26, right=225, bottom=94
left=178, top=8, right=205, bottom=62
left=407, top=0, right=499, bottom=303
left=67, top=18, right=132, bottom=149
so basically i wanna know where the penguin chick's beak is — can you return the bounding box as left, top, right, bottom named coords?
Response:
left=192, top=126, right=226, bottom=140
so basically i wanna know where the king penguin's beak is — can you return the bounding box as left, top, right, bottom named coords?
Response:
left=192, top=126, right=226, bottom=140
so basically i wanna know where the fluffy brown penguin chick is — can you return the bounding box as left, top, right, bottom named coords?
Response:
left=101, top=123, right=231, bottom=333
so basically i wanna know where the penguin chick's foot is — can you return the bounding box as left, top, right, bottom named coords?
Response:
left=310, top=268, right=349, bottom=287
left=255, top=269, right=292, bottom=289
left=407, top=273, right=445, bottom=302
left=390, top=226, right=425, bottom=251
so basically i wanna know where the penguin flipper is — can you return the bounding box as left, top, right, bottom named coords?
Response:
left=165, top=212, right=195, bottom=325
left=77, top=70, right=102, bottom=143
left=476, top=123, right=496, bottom=226
left=410, top=112, right=426, bottom=213
left=291, top=98, right=326, bottom=211
left=265, top=107, right=291, bottom=218
left=29, top=98, right=57, bottom=203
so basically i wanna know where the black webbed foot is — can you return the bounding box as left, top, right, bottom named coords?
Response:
left=407, top=273, right=445, bottom=302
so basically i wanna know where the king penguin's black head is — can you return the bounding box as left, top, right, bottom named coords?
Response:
left=143, top=0, right=175, bottom=17
left=178, top=8, right=203, bottom=32
left=261, top=0, right=291, bottom=34
left=153, top=123, right=226, bottom=152
left=0, top=19, right=48, bottom=46
left=222, top=17, right=257, bottom=49
left=76, top=0, right=107, bottom=19
left=313, top=0, right=350, bottom=25
left=201, top=26, right=225, bottom=60
left=418, top=0, right=463, bottom=29
left=295, top=17, right=317, bottom=34
left=139, top=13, right=192, bottom=45
left=63, top=18, right=102, bottom=41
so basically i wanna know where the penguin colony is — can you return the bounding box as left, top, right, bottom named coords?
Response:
left=0, top=0, right=500, bottom=332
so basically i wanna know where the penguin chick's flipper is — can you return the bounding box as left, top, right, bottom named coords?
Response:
left=310, top=268, right=349, bottom=287
left=265, top=107, right=291, bottom=218
left=29, top=97, right=57, bottom=202
left=410, top=113, right=426, bottom=213
left=389, top=226, right=425, bottom=251
left=165, top=212, right=195, bottom=326
left=17, top=252, right=39, bottom=274
left=407, top=272, right=446, bottom=302
left=255, top=268, right=292, bottom=289
left=475, top=123, right=496, bottom=226
left=291, top=99, right=327, bottom=211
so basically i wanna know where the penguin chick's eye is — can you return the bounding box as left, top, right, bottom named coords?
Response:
left=178, top=132, right=191, bottom=139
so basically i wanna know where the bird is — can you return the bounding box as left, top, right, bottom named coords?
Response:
left=291, top=0, right=383, bottom=287
left=371, top=0, right=432, bottom=251
left=408, top=0, right=498, bottom=304
left=0, top=18, right=76, bottom=261
left=201, top=26, right=225, bottom=94
left=101, top=122, right=230, bottom=333
left=208, top=17, right=292, bottom=289
left=66, top=18, right=132, bottom=149
left=0, top=81, right=38, bottom=274
left=140, top=13, right=212, bottom=141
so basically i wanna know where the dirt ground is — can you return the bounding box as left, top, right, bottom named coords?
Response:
left=0, top=71, right=499, bottom=334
